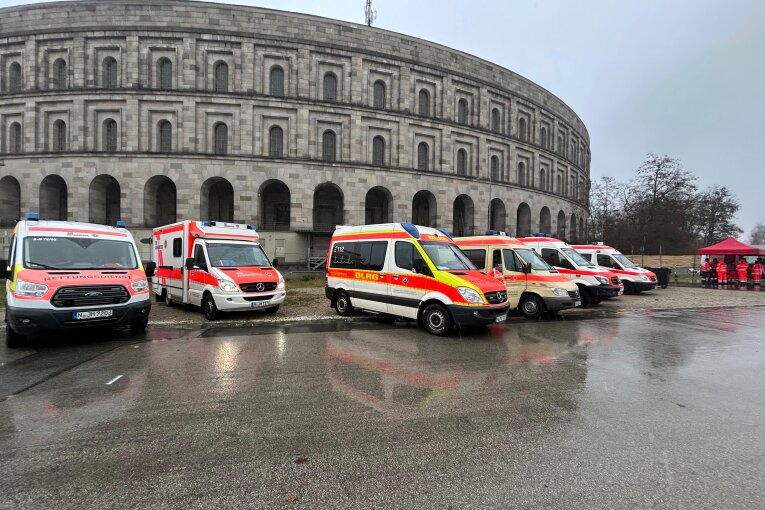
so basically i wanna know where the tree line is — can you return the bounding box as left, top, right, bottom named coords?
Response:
left=587, top=154, right=742, bottom=255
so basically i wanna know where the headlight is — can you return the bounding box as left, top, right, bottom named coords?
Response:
left=217, top=279, right=239, bottom=293
left=551, top=287, right=569, bottom=297
left=639, top=275, right=649, bottom=281
left=457, top=286, right=484, bottom=304
left=15, top=279, right=48, bottom=297
left=131, top=279, right=148, bottom=292
left=277, top=274, right=285, bottom=290
left=595, top=276, right=609, bottom=285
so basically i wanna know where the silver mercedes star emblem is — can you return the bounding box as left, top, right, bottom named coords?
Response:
left=255, top=283, right=265, bottom=292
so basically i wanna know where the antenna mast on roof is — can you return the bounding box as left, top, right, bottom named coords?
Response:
left=365, top=0, right=377, bottom=27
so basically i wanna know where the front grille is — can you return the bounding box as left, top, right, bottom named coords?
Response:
left=244, top=295, right=271, bottom=302
left=484, top=291, right=507, bottom=304
left=51, top=285, right=130, bottom=308
left=240, top=282, right=277, bottom=293
left=568, top=290, right=580, bottom=299
left=610, top=276, right=620, bottom=285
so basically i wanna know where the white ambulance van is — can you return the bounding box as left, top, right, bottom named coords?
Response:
left=4, top=214, right=151, bottom=347
left=572, top=243, right=657, bottom=294
left=151, top=220, right=285, bottom=320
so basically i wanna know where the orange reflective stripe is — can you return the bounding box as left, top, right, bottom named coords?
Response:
left=29, top=227, right=127, bottom=237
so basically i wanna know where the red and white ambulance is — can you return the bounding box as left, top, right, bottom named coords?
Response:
left=4, top=214, right=151, bottom=347
left=518, top=236, right=623, bottom=307
left=151, top=221, right=285, bottom=320
left=572, top=243, right=657, bottom=294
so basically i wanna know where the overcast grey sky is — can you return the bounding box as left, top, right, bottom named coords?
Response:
left=2, top=0, right=763, bottom=237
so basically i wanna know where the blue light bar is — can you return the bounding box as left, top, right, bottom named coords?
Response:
left=485, top=229, right=498, bottom=235
left=401, top=223, right=419, bottom=239
left=26, top=212, right=39, bottom=221
left=115, top=220, right=126, bottom=228
left=435, top=228, right=453, bottom=240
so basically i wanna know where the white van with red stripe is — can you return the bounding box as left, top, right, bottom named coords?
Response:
left=4, top=214, right=151, bottom=348
left=151, top=221, right=285, bottom=320
left=571, top=244, right=657, bottom=294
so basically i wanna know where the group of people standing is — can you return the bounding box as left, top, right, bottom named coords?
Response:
left=700, top=257, right=764, bottom=285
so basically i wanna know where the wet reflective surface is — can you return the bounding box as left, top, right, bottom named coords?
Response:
left=1, top=308, right=764, bottom=508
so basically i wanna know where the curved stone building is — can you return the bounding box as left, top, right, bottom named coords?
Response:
left=0, top=0, right=590, bottom=263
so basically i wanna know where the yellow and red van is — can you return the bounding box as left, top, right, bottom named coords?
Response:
left=151, top=220, right=285, bottom=320
left=4, top=214, right=151, bottom=347
left=456, top=233, right=581, bottom=319
left=325, top=223, right=509, bottom=335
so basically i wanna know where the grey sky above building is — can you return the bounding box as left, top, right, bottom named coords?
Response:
left=3, top=0, right=762, bottom=237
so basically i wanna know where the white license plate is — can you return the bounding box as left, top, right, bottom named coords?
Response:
left=251, top=301, right=270, bottom=308
left=575, top=300, right=582, bottom=307
left=73, top=310, right=113, bottom=320
left=495, top=314, right=508, bottom=323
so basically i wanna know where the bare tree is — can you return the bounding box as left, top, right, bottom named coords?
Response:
left=749, top=223, right=765, bottom=245
left=691, top=186, right=742, bottom=246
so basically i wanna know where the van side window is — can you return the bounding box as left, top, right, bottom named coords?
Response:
left=597, top=254, right=613, bottom=268
left=395, top=241, right=427, bottom=274
left=492, top=250, right=503, bottom=269
left=461, top=249, right=486, bottom=270
left=502, top=249, right=522, bottom=272
left=357, top=241, right=387, bottom=271
left=541, top=248, right=561, bottom=267
left=173, top=238, right=182, bottom=258
left=7, top=235, right=16, bottom=279
left=193, top=245, right=207, bottom=269
left=330, top=242, right=360, bottom=269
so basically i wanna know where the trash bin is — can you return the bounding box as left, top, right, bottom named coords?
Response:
left=646, top=267, right=670, bottom=288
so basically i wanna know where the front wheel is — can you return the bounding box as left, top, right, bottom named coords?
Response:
left=5, top=323, right=25, bottom=348
left=334, top=291, right=354, bottom=317
left=579, top=287, right=593, bottom=308
left=519, top=294, right=544, bottom=320
left=164, top=291, right=175, bottom=307
left=202, top=294, right=219, bottom=321
left=623, top=281, right=636, bottom=295
left=422, top=304, right=452, bottom=336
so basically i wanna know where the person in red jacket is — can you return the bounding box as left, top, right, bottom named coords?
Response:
left=700, top=258, right=711, bottom=282
left=716, top=259, right=728, bottom=284
left=736, top=258, right=749, bottom=284
left=753, top=259, right=764, bottom=284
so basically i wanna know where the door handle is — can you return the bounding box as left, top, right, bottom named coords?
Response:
left=392, top=275, right=399, bottom=280
left=379, top=273, right=386, bottom=278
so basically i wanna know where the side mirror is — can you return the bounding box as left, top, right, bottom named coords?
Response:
left=185, top=257, right=195, bottom=271
left=144, top=261, right=156, bottom=278
left=523, top=263, right=532, bottom=274
left=271, top=258, right=279, bottom=269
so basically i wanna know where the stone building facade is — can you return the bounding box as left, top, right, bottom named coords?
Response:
left=0, top=0, right=590, bottom=263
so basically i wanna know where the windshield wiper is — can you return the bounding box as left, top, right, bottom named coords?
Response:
left=26, top=261, right=58, bottom=269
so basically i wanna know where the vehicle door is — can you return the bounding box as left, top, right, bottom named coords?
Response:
left=187, top=242, right=210, bottom=306
left=351, top=240, right=389, bottom=314
left=499, top=248, right=525, bottom=308
left=5, top=234, right=16, bottom=297
left=597, top=253, right=619, bottom=270
left=388, top=240, right=431, bottom=319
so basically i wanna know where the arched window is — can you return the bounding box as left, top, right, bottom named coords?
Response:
left=373, top=80, right=386, bottom=109
left=418, top=89, right=430, bottom=116
left=457, top=99, right=468, bottom=124
left=269, top=126, right=283, bottom=157
left=540, top=169, right=546, bottom=190
left=518, top=117, right=527, bottom=141
left=158, top=58, right=172, bottom=89
left=490, top=155, right=499, bottom=182
left=52, top=59, right=67, bottom=89
left=556, top=174, right=563, bottom=194
left=540, top=127, right=548, bottom=149
left=372, top=136, right=385, bottom=166
left=517, top=162, right=526, bottom=186
left=158, top=120, right=172, bottom=153
left=557, top=133, right=564, bottom=154
left=102, top=57, right=118, bottom=88
left=8, top=62, right=22, bottom=93
left=8, top=122, right=21, bottom=154
left=103, top=119, right=118, bottom=152
left=214, top=61, right=228, bottom=92
left=322, top=130, right=336, bottom=162
left=52, top=120, right=66, bottom=151
left=491, top=109, right=500, bottom=133
left=323, top=72, right=337, bottom=102
left=214, top=122, right=228, bottom=155
left=456, top=148, right=467, bottom=176
left=270, top=66, right=284, bottom=96
left=417, top=142, right=429, bottom=171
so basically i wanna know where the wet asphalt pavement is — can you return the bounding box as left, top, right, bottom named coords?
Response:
left=1, top=308, right=764, bottom=509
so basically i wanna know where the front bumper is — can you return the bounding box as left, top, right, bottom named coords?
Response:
left=7, top=299, right=151, bottom=334
left=213, top=291, right=286, bottom=311
left=541, top=296, right=579, bottom=312
left=590, top=284, right=621, bottom=299
left=633, top=280, right=657, bottom=291
left=448, top=303, right=510, bottom=327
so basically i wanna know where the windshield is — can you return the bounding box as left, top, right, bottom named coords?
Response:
left=561, top=247, right=593, bottom=267
left=207, top=242, right=271, bottom=267
left=419, top=241, right=476, bottom=271
left=23, top=236, right=138, bottom=270
left=516, top=248, right=554, bottom=271
left=612, top=253, right=638, bottom=268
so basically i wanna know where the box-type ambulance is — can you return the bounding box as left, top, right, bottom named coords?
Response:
left=456, top=233, right=581, bottom=319
left=325, top=223, right=509, bottom=336
left=572, top=243, right=657, bottom=294
left=518, top=236, right=623, bottom=307
left=4, top=214, right=151, bottom=347
left=151, top=220, right=284, bottom=320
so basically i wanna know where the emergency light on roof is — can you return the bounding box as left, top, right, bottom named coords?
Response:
left=115, top=220, right=126, bottom=228
left=26, top=212, right=39, bottom=221
left=532, top=232, right=551, bottom=237
left=435, top=228, right=453, bottom=240
left=485, top=230, right=509, bottom=236
left=401, top=223, right=419, bottom=239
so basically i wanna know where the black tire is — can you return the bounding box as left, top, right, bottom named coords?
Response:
left=624, top=281, right=636, bottom=295
left=164, top=290, right=175, bottom=307
left=264, top=305, right=280, bottom=314
left=519, top=294, right=544, bottom=320
left=130, top=317, right=149, bottom=333
left=422, top=303, right=452, bottom=336
left=579, top=286, right=593, bottom=308
left=334, top=291, right=354, bottom=316
left=202, top=294, right=219, bottom=321
left=5, top=323, right=25, bottom=348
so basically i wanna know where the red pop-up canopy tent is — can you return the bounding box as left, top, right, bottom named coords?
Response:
left=697, top=237, right=765, bottom=256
